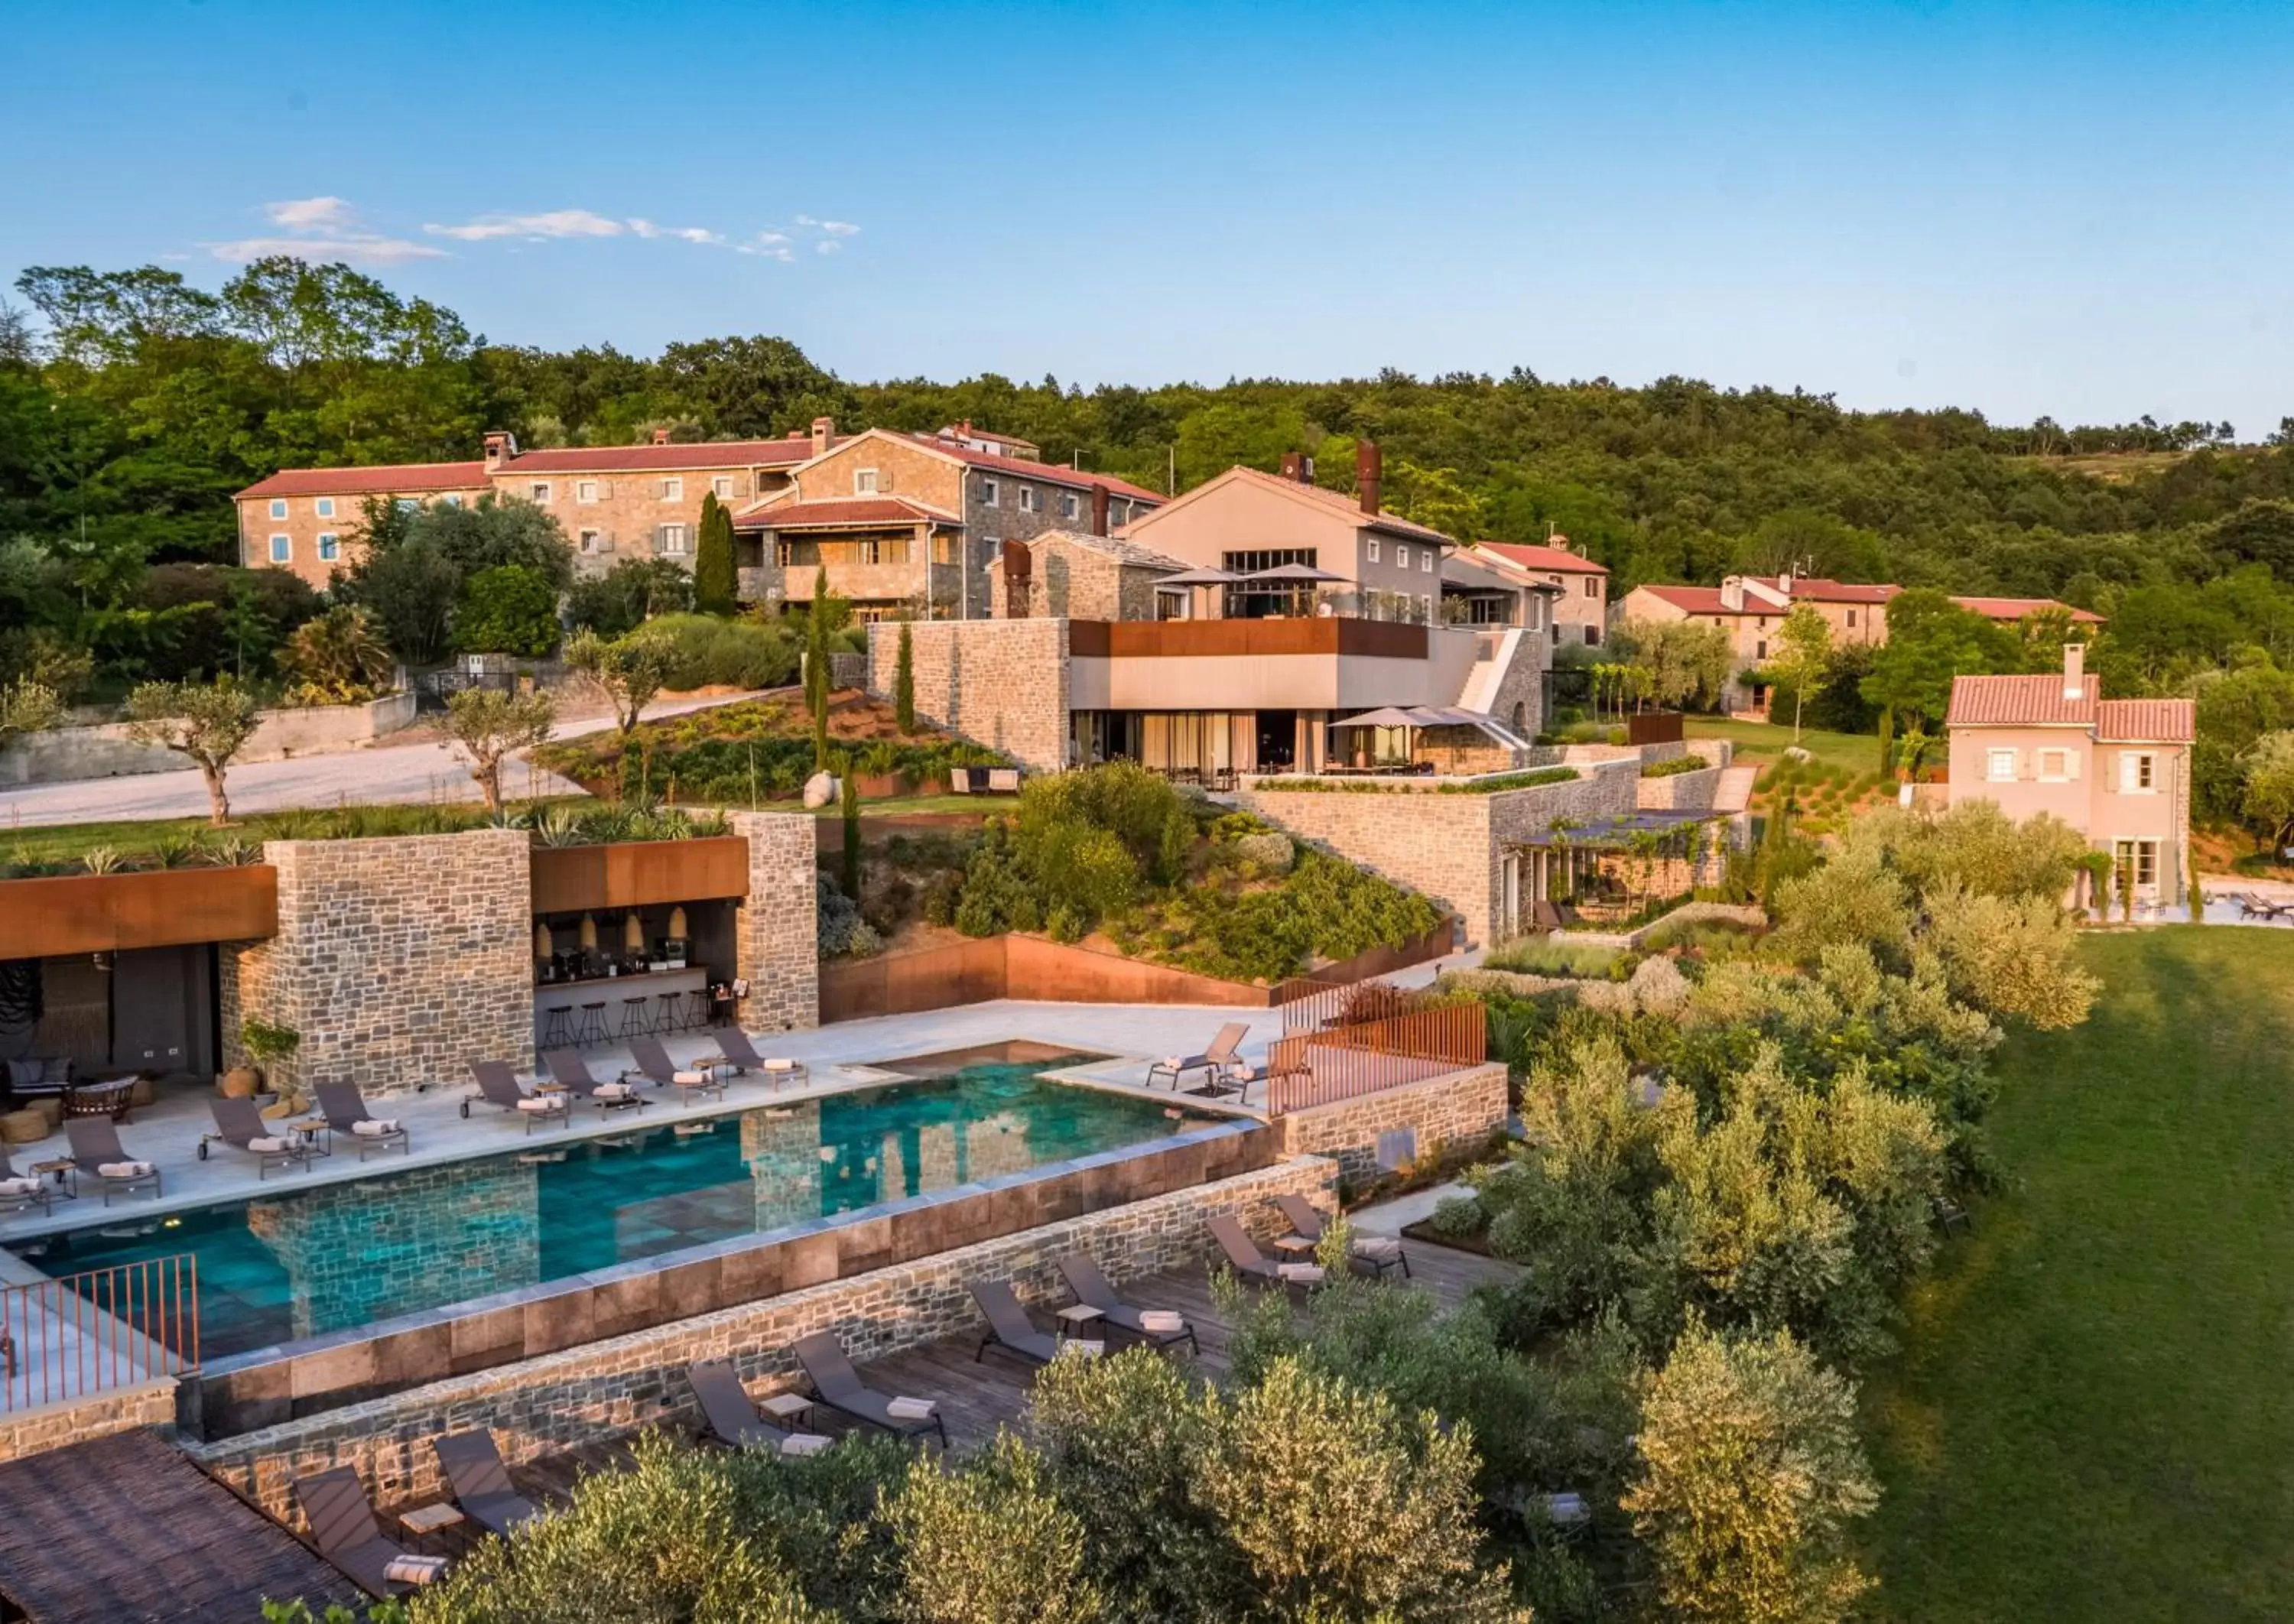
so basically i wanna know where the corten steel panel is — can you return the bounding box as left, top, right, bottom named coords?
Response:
left=817, top=934, right=1277, bottom=1023
left=1067, top=619, right=1112, bottom=657
left=1626, top=711, right=1685, bottom=745
left=1096, top=618, right=1428, bottom=661
left=528, top=836, right=749, bottom=914
left=2, top=866, right=277, bottom=957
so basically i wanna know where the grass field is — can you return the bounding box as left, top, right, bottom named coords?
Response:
left=1684, top=716, right=1880, bottom=777
left=1860, top=928, right=2294, bottom=1622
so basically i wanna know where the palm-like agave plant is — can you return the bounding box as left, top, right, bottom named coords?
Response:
left=80, top=845, right=125, bottom=875
left=203, top=835, right=262, bottom=866
left=150, top=835, right=198, bottom=869
left=281, top=606, right=395, bottom=702
left=531, top=805, right=587, bottom=848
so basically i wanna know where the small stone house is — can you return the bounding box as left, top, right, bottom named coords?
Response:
left=989, top=531, right=1191, bottom=622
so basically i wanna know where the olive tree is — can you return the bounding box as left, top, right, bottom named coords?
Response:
left=0, top=676, right=63, bottom=749
left=122, top=675, right=262, bottom=824
left=444, top=687, right=556, bottom=813
left=2239, top=729, right=2294, bottom=856
left=565, top=627, right=671, bottom=737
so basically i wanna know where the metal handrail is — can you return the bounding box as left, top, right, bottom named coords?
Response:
left=0, top=1253, right=199, bottom=1411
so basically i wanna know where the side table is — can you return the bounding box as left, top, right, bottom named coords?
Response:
left=288, top=1119, right=333, bottom=1158
left=759, top=1392, right=815, bottom=1429
left=1055, top=1303, right=1104, bottom=1344
left=28, top=1160, right=77, bottom=1200
left=398, top=1501, right=466, bottom=1557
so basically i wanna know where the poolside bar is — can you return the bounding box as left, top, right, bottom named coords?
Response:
left=531, top=898, right=737, bottom=1050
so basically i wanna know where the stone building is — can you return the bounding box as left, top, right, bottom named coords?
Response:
left=988, top=530, right=1191, bottom=622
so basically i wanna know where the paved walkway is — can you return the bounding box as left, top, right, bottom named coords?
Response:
left=1711, top=762, right=1759, bottom=814
left=0, top=689, right=759, bottom=828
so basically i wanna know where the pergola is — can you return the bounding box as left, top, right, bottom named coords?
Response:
left=1506, top=810, right=1727, bottom=927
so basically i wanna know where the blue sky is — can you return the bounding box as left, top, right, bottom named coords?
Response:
left=5, top=0, right=2290, bottom=433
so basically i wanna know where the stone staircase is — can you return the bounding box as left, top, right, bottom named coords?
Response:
left=1711, top=763, right=1759, bottom=814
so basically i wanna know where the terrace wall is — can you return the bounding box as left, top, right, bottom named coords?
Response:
left=0, top=1379, right=178, bottom=1467
left=1636, top=762, right=1727, bottom=812
left=0, top=693, right=418, bottom=788
left=1273, top=1061, right=1510, bottom=1189
left=865, top=618, right=1069, bottom=771
left=190, top=1155, right=1334, bottom=1521
left=723, top=811, right=820, bottom=1030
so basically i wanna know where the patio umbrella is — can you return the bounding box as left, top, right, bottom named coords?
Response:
left=1241, top=564, right=1348, bottom=583
left=1155, top=565, right=1243, bottom=585
left=1331, top=707, right=1425, bottom=729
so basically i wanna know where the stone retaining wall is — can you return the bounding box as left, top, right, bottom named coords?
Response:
left=190, top=1156, right=1334, bottom=1522
left=0, top=1379, right=177, bottom=1466
left=0, top=693, right=418, bottom=788
left=1636, top=762, right=1725, bottom=811
left=726, top=811, right=820, bottom=1030
left=865, top=619, right=1068, bottom=771
left=1275, top=1062, right=1510, bottom=1190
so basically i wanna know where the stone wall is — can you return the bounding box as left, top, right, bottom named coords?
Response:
left=222, top=830, right=533, bottom=1096
left=1275, top=1063, right=1510, bottom=1190
left=725, top=811, right=819, bottom=1030
left=1636, top=762, right=1726, bottom=811
left=0, top=1379, right=177, bottom=1466
left=0, top=693, right=418, bottom=788
left=865, top=618, right=1069, bottom=771
left=191, top=1156, right=1335, bottom=1522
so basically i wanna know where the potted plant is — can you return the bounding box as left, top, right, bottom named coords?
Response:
left=232, top=1018, right=301, bottom=1099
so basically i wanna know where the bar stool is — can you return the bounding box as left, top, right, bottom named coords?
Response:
left=575, top=1001, right=609, bottom=1046
left=617, top=996, right=650, bottom=1040
left=654, top=990, right=684, bottom=1034
left=541, top=1004, right=574, bottom=1049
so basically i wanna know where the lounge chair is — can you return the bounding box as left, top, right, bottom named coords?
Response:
left=1057, top=1254, right=1198, bottom=1355
left=968, top=1279, right=1068, bottom=1367
left=463, top=1060, right=571, bottom=1132
left=625, top=1034, right=727, bottom=1106
left=1274, top=1192, right=1410, bottom=1279
left=314, top=1082, right=410, bottom=1161
left=1209, top=1213, right=1323, bottom=1289
left=206, top=1096, right=307, bottom=1181
left=0, top=1150, right=53, bottom=1217
left=1146, top=1021, right=1249, bottom=1092
left=294, top=1466, right=447, bottom=1598
left=687, top=1359, right=833, bottom=1457
left=63, top=1118, right=161, bottom=1205
left=705, top=1028, right=807, bottom=1088
left=542, top=1047, right=648, bottom=1113
left=791, top=1331, right=948, bottom=1447
left=431, top=1431, right=541, bottom=1538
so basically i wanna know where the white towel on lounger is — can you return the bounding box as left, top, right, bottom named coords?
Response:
left=96, top=1161, right=152, bottom=1180
left=1276, top=1262, right=1326, bottom=1284
left=351, top=1119, right=401, bottom=1136
left=0, top=1177, right=42, bottom=1197
left=886, top=1396, right=936, bottom=1421
left=515, top=1096, right=560, bottom=1113
left=674, top=1070, right=710, bottom=1086
left=247, top=1136, right=291, bottom=1154
left=384, top=1554, right=448, bottom=1585
left=594, top=1082, right=635, bottom=1100
left=779, top=1433, right=833, bottom=1457
left=1138, top=1310, right=1185, bottom=1334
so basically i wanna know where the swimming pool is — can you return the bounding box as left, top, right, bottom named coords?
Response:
left=28, top=1056, right=1203, bottom=1360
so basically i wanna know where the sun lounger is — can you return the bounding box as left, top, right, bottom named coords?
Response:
left=206, top=1096, right=306, bottom=1181
left=687, top=1359, right=833, bottom=1457
left=703, top=1028, right=806, bottom=1087
left=1210, top=1213, right=1323, bottom=1288
left=463, top=1060, right=570, bottom=1132
left=430, top=1430, right=541, bottom=1538
left=543, top=1047, right=648, bottom=1113
left=968, top=1279, right=1068, bottom=1366
left=0, top=1150, right=54, bottom=1217
left=1273, top=1192, right=1410, bottom=1278
left=1057, top=1254, right=1197, bottom=1354
left=314, top=1082, right=410, bottom=1161
left=1146, top=1021, right=1249, bottom=1091
left=63, top=1118, right=161, bottom=1205
left=791, top=1331, right=947, bottom=1447
left=625, top=1034, right=728, bottom=1106
left=294, top=1466, right=447, bottom=1598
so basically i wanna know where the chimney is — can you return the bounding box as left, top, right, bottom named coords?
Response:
left=651, top=426, right=672, bottom=447
left=2063, top=641, right=2085, bottom=700
left=1719, top=576, right=1745, bottom=612
left=1090, top=484, right=1110, bottom=538
left=482, top=430, right=517, bottom=471
left=811, top=417, right=835, bottom=457
left=1279, top=452, right=1304, bottom=482
left=1356, top=440, right=1382, bottom=515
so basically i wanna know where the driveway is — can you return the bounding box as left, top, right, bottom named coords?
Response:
left=0, top=690, right=758, bottom=828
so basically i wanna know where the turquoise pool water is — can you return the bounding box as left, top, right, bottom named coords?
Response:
left=29, top=1058, right=1202, bottom=1359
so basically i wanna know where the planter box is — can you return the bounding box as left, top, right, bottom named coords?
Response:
left=0, top=866, right=278, bottom=957
left=528, top=836, right=749, bottom=914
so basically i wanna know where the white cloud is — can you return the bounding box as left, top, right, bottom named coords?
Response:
left=755, top=231, right=790, bottom=245
left=205, top=234, right=446, bottom=266
left=265, top=196, right=359, bottom=232
left=815, top=239, right=842, bottom=255
left=792, top=214, right=859, bottom=236
left=424, top=208, right=625, bottom=242
left=629, top=218, right=724, bottom=245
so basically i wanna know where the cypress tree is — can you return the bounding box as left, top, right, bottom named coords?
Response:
left=895, top=620, right=916, bottom=734
left=840, top=758, right=862, bottom=898
left=694, top=490, right=737, bottom=615
left=807, top=570, right=831, bottom=771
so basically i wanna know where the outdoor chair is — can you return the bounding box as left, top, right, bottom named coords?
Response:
left=63, top=1117, right=161, bottom=1205
left=1057, top=1253, right=1197, bottom=1355
left=1273, top=1192, right=1410, bottom=1278
left=314, top=1082, right=410, bottom=1161
left=0, top=1149, right=53, bottom=1217
left=968, top=1279, right=1067, bottom=1367
left=791, top=1331, right=948, bottom=1447
left=705, top=1028, right=807, bottom=1088
left=430, top=1430, right=541, bottom=1538
left=463, top=1060, right=570, bottom=1132
left=624, top=1034, right=727, bottom=1106
left=206, top=1095, right=307, bottom=1181
left=687, top=1359, right=832, bottom=1457
left=1146, top=1022, right=1249, bottom=1091
left=542, top=1047, right=648, bottom=1113
left=294, top=1467, right=447, bottom=1598
left=1209, top=1213, right=1323, bottom=1289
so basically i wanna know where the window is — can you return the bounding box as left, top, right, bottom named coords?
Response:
left=315, top=497, right=335, bottom=518
left=1583, top=577, right=1598, bottom=598
left=1987, top=748, right=2018, bottom=781
left=980, top=478, right=999, bottom=508
left=1019, top=486, right=1038, bottom=512
left=659, top=477, right=683, bottom=502
left=1060, top=492, right=1078, bottom=521
left=1584, top=623, right=1601, bottom=646
left=395, top=497, right=420, bottom=514
left=1756, top=640, right=1769, bottom=660
left=854, top=469, right=880, bottom=495
left=2120, top=752, right=2156, bottom=792
left=530, top=482, right=553, bottom=503
left=268, top=534, right=291, bottom=564
left=579, top=528, right=608, bottom=554
left=1396, top=544, right=1412, bottom=570
left=1420, top=593, right=1433, bottom=622
left=656, top=524, right=690, bottom=556
left=1366, top=538, right=1380, bottom=564
left=268, top=499, right=288, bottom=519
left=2037, top=748, right=2075, bottom=781
left=317, top=533, right=340, bottom=562
left=711, top=476, right=733, bottom=499
left=2114, top=838, right=2159, bottom=889
left=1847, top=609, right=1857, bottom=627
left=1422, top=549, right=1434, bottom=573
left=441, top=493, right=463, bottom=508
left=1757, top=616, right=1769, bottom=629
left=577, top=480, right=600, bottom=504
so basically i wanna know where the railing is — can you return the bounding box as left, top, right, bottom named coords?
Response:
left=0, top=1255, right=199, bottom=1411
left=1265, top=986, right=1487, bottom=1116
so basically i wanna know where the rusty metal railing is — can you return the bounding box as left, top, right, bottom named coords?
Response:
left=1265, top=999, right=1487, bottom=1116
left=0, top=1254, right=199, bottom=1411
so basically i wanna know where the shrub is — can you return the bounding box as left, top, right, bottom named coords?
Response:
left=564, top=557, right=693, bottom=637
left=1482, top=939, right=1623, bottom=979
left=453, top=564, right=561, bottom=656
left=1230, top=830, right=1295, bottom=873
left=1640, top=753, right=1712, bottom=778
left=1428, top=1193, right=1487, bottom=1238
left=643, top=612, right=799, bottom=690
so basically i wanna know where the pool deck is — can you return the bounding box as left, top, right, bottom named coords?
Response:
left=0, top=996, right=1318, bottom=1249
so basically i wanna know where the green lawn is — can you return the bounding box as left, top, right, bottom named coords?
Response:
left=1860, top=928, right=2294, bottom=1622
left=1684, top=716, right=1880, bottom=776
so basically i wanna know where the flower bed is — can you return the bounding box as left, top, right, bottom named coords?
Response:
left=1250, top=766, right=1578, bottom=794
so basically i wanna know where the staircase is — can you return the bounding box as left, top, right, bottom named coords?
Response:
left=1454, top=628, right=1522, bottom=713
left=1712, top=763, right=1759, bottom=814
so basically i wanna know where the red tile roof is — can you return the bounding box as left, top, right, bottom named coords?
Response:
left=238, top=461, right=488, bottom=499
left=1474, top=541, right=1610, bottom=575
left=731, top=495, right=958, bottom=530
left=900, top=434, right=1165, bottom=505
left=2096, top=698, right=2194, bottom=742
left=1630, top=577, right=1898, bottom=616
left=1947, top=673, right=2099, bottom=727
left=502, top=437, right=815, bottom=473
left=1779, top=577, right=1899, bottom=605
left=1949, top=594, right=2106, bottom=625
left=1632, top=583, right=1731, bottom=615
